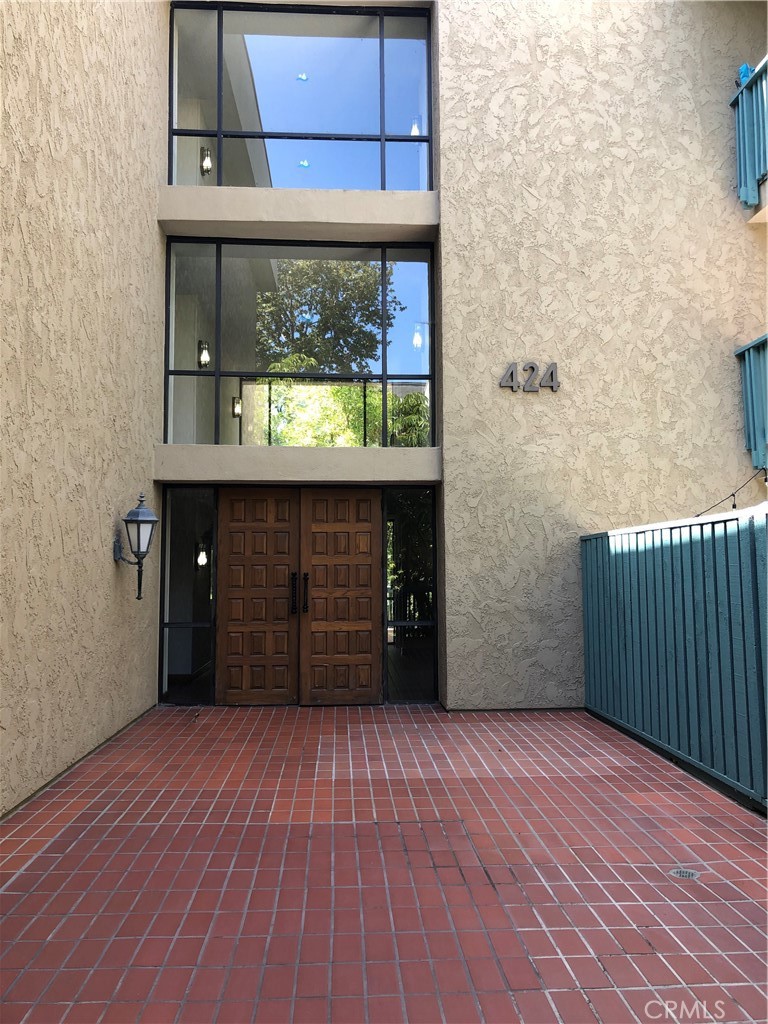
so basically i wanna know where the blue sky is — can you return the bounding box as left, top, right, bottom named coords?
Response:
left=243, top=30, right=428, bottom=190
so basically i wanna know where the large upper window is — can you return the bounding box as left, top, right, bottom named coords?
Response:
left=166, top=241, right=432, bottom=447
left=171, top=4, right=431, bottom=190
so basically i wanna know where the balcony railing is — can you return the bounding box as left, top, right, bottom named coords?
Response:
left=735, top=334, right=767, bottom=469
left=731, top=57, right=768, bottom=207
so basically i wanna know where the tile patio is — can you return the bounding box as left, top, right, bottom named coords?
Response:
left=0, top=706, right=765, bottom=1023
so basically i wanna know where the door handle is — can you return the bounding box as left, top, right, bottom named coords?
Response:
left=290, top=571, right=298, bottom=615
left=302, top=572, right=309, bottom=613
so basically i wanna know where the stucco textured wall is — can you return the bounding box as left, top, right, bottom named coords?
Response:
left=2, top=2, right=168, bottom=813
left=438, top=0, right=767, bottom=709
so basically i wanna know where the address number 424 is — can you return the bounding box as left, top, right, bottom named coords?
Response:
left=499, top=361, right=560, bottom=392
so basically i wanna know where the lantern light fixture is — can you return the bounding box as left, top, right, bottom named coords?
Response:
left=113, top=493, right=159, bottom=600
left=198, top=339, right=211, bottom=369
left=232, top=396, right=242, bottom=418
left=200, top=146, right=213, bottom=176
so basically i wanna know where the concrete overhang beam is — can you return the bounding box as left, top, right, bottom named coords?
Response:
left=154, top=445, right=442, bottom=485
left=158, top=186, right=439, bottom=242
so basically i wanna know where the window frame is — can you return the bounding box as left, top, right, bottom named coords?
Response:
left=169, top=1, right=433, bottom=190
left=164, top=237, right=435, bottom=448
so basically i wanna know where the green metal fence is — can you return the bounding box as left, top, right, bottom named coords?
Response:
left=581, top=506, right=767, bottom=805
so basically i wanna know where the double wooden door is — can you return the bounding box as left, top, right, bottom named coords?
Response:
left=216, top=488, right=382, bottom=706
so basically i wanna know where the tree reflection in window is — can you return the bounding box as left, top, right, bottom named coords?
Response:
left=251, top=260, right=402, bottom=374
left=167, top=241, right=432, bottom=446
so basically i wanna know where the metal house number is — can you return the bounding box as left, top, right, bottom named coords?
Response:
left=499, top=362, right=560, bottom=392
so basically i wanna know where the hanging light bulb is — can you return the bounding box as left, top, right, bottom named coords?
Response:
left=232, top=396, right=242, bottom=418
left=412, top=324, right=424, bottom=350
left=197, top=339, right=211, bottom=369
left=199, top=146, right=213, bottom=176
left=195, top=543, right=209, bottom=570
left=410, top=117, right=421, bottom=137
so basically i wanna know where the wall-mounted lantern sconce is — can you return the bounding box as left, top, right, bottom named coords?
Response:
left=197, top=339, right=211, bottom=369
left=113, top=493, right=159, bottom=600
left=232, top=396, right=242, bottom=418
left=200, top=146, right=213, bottom=176
left=195, top=543, right=209, bottom=571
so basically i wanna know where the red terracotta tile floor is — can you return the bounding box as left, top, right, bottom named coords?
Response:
left=1, top=706, right=765, bottom=1024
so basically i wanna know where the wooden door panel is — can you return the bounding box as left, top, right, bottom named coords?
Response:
left=300, top=489, right=383, bottom=706
left=216, top=488, right=300, bottom=705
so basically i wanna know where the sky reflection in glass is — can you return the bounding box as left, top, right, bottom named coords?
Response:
left=241, top=19, right=380, bottom=135
left=170, top=9, right=432, bottom=190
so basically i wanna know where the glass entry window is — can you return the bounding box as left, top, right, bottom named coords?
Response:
left=160, top=487, right=437, bottom=704
left=166, top=242, right=433, bottom=448
left=385, top=489, right=436, bottom=701
left=171, top=4, right=431, bottom=189
left=161, top=488, right=215, bottom=705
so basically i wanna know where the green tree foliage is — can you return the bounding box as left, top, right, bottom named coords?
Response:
left=251, top=259, right=403, bottom=373
left=388, top=390, right=430, bottom=447
left=387, top=490, right=433, bottom=621
left=240, top=260, right=429, bottom=447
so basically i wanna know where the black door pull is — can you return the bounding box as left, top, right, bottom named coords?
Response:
left=302, top=572, right=309, bottom=613
left=290, top=571, right=298, bottom=614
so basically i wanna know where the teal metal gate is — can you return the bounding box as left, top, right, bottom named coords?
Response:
left=581, top=506, right=767, bottom=805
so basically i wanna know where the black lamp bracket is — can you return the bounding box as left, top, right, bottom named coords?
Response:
left=113, top=536, right=146, bottom=599
left=113, top=536, right=139, bottom=566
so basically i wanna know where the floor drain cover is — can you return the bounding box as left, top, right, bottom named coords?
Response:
left=670, top=867, right=700, bottom=880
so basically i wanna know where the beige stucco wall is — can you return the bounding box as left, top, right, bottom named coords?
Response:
left=438, top=0, right=767, bottom=709
left=1, top=1, right=168, bottom=814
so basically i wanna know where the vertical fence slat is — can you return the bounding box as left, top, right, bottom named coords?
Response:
left=652, top=529, right=664, bottom=743
left=599, top=538, right=610, bottom=715
left=681, top=525, right=700, bottom=766
left=704, top=524, right=726, bottom=779
left=581, top=506, right=767, bottom=804
left=727, top=520, right=751, bottom=792
left=714, top=521, right=738, bottom=784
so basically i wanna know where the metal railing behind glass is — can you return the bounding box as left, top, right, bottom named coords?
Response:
left=731, top=57, right=768, bottom=208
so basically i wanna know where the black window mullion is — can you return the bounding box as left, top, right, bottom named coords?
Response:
left=219, top=371, right=386, bottom=381
left=162, top=621, right=216, bottom=629
left=363, top=380, right=368, bottom=448
left=380, top=248, right=388, bottom=447
left=172, top=129, right=218, bottom=139
left=211, top=483, right=218, bottom=703
left=164, top=244, right=172, bottom=442
left=387, top=620, right=436, bottom=628
left=157, top=484, right=169, bottom=702
left=378, top=14, right=386, bottom=191
left=429, top=252, right=435, bottom=445
left=168, top=8, right=175, bottom=185
left=216, top=6, right=223, bottom=186
left=214, top=244, right=222, bottom=442
left=382, top=487, right=389, bottom=701
left=426, top=13, right=434, bottom=191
